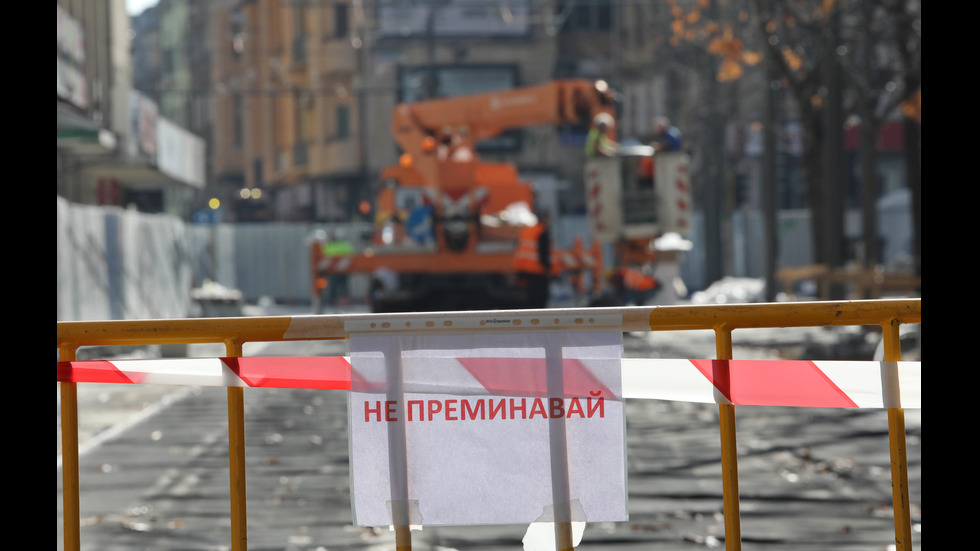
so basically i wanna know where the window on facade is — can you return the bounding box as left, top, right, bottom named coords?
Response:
left=556, top=0, right=611, bottom=31
left=398, top=65, right=516, bottom=103
left=292, top=5, right=307, bottom=62
left=233, top=95, right=243, bottom=148
left=336, top=104, right=350, bottom=140
left=253, top=158, right=264, bottom=187
left=300, top=94, right=313, bottom=142
left=294, top=92, right=313, bottom=146
left=398, top=65, right=521, bottom=152
left=231, top=8, right=245, bottom=60
left=633, top=5, right=645, bottom=47
left=334, top=3, right=349, bottom=38
left=293, top=4, right=306, bottom=35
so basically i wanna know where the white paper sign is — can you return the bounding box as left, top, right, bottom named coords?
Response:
left=347, top=330, right=627, bottom=527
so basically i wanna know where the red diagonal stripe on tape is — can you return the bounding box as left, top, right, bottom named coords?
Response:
left=349, top=367, right=385, bottom=392
left=689, top=359, right=858, bottom=408
left=223, top=356, right=351, bottom=390
left=57, top=361, right=136, bottom=384
left=458, top=358, right=614, bottom=398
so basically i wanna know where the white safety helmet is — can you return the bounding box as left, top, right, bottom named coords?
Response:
left=594, top=112, right=614, bottom=130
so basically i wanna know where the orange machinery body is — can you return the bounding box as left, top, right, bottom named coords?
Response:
left=312, top=80, right=617, bottom=312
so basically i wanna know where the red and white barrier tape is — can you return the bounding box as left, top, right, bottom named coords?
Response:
left=57, top=356, right=352, bottom=390
left=57, top=356, right=920, bottom=409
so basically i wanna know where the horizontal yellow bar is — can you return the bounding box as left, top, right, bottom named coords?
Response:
left=645, top=298, right=920, bottom=331
left=57, top=299, right=920, bottom=351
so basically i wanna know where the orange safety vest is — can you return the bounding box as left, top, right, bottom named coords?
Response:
left=514, top=224, right=547, bottom=275
left=639, top=156, right=654, bottom=179
left=549, top=250, right=563, bottom=276
left=623, top=268, right=657, bottom=291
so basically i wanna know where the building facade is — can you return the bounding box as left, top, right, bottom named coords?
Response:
left=133, top=0, right=715, bottom=223
left=203, top=0, right=643, bottom=222
left=58, top=0, right=206, bottom=219
left=127, top=0, right=913, bottom=236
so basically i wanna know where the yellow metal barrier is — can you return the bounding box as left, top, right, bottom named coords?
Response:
left=57, top=298, right=920, bottom=551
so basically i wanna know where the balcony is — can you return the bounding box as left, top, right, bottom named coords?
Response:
left=273, top=147, right=309, bottom=185
left=311, top=139, right=358, bottom=174
left=321, top=39, right=357, bottom=74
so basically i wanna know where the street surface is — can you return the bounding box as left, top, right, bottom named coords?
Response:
left=58, top=305, right=921, bottom=550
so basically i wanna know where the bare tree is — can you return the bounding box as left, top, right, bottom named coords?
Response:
left=752, top=0, right=835, bottom=269
left=655, top=0, right=766, bottom=284
left=837, top=0, right=921, bottom=272
left=652, top=0, right=920, bottom=289
left=752, top=0, right=920, bottom=284
left=885, top=1, right=921, bottom=278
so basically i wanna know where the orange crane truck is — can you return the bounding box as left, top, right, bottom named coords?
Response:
left=310, top=79, right=691, bottom=312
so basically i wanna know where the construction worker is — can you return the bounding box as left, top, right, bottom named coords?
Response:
left=601, top=265, right=658, bottom=306
left=322, top=229, right=354, bottom=308
left=585, top=113, right=618, bottom=157
left=620, top=266, right=659, bottom=305
left=514, top=212, right=552, bottom=309
left=641, top=116, right=683, bottom=182
left=651, top=116, right=683, bottom=152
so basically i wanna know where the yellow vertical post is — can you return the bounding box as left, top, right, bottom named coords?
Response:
left=714, top=326, right=741, bottom=551
left=59, top=345, right=80, bottom=551
left=394, top=525, right=412, bottom=551
left=882, top=321, right=913, bottom=550
left=226, top=339, right=248, bottom=551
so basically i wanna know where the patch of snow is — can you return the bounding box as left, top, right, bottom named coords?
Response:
left=690, top=277, right=766, bottom=304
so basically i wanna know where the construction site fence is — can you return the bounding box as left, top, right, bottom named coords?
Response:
left=57, top=298, right=921, bottom=551
left=57, top=195, right=917, bottom=322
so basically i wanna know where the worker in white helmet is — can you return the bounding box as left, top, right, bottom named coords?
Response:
left=585, top=112, right=619, bottom=157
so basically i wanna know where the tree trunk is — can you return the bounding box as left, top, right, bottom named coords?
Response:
left=762, top=62, right=779, bottom=302
left=859, top=120, right=881, bottom=268
left=904, top=116, right=921, bottom=279
left=700, top=56, right=727, bottom=286
left=799, top=101, right=826, bottom=267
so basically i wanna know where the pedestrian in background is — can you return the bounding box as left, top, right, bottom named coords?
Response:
left=322, top=229, right=354, bottom=308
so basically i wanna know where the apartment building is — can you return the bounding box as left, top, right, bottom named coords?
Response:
left=123, top=1, right=741, bottom=223
left=58, top=0, right=204, bottom=217
left=206, top=0, right=656, bottom=222
left=58, top=0, right=132, bottom=205
left=206, top=0, right=362, bottom=222
left=181, top=0, right=724, bottom=223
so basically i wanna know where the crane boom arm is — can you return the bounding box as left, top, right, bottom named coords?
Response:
left=391, top=79, right=617, bottom=161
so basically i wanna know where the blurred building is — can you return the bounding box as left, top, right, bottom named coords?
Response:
left=121, top=0, right=915, bottom=231
left=195, top=0, right=652, bottom=222
left=119, top=0, right=705, bottom=223
left=57, top=0, right=206, bottom=218
left=57, top=0, right=817, bottom=228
